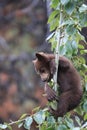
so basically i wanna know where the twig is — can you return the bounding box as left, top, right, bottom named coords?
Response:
left=8, top=119, right=25, bottom=126
left=8, top=113, right=31, bottom=126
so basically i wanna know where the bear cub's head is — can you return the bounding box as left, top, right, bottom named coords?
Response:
left=33, top=52, right=56, bottom=82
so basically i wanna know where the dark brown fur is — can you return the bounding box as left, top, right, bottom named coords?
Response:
left=33, top=52, right=83, bottom=117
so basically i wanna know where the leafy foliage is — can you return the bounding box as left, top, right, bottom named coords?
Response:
left=48, top=0, right=87, bottom=129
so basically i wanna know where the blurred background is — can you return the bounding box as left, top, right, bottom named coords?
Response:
left=0, top=0, right=51, bottom=129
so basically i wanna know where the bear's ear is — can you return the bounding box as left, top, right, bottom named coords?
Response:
left=36, top=52, right=49, bottom=62
left=48, top=54, right=55, bottom=59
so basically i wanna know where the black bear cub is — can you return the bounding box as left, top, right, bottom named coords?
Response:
left=33, top=52, right=83, bottom=117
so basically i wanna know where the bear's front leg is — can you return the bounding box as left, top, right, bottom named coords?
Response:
left=49, top=100, right=68, bottom=118
left=44, top=83, right=59, bottom=102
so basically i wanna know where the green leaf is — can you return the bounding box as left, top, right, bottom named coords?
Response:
left=48, top=10, right=58, bottom=23
left=71, top=41, right=78, bottom=50
left=79, top=4, right=87, bottom=13
left=19, top=113, right=27, bottom=120
left=66, top=25, right=76, bottom=35
left=47, top=116, right=55, bottom=126
left=85, top=82, right=87, bottom=91
left=24, top=116, right=33, bottom=130
left=32, top=106, right=40, bottom=112
left=65, top=2, right=75, bottom=15
left=39, top=124, right=46, bottom=130
left=82, top=64, right=87, bottom=70
left=72, top=127, right=80, bottom=130
left=80, top=49, right=87, bottom=55
left=78, top=44, right=84, bottom=49
left=39, top=124, right=55, bottom=130
left=51, top=0, right=59, bottom=9
left=4, top=123, right=12, bottom=130
left=75, top=116, right=81, bottom=126
left=65, top=117, right=74, bottom=128
left=59, top=44, right=66, bottom=55
left=57, top=125, right=67, bottom=130
left=84, top=113, right=87, bottom=120
left=57, top=117, right=63, bottom=124
left=33, top=110, right=45, bottom=125
left=49, top=17, right=59, bottom=31
left=65, top=40, right=73, bottom=57
left=18, top=123, right=23, bottom=128
left=83, top=101, right=87, bottom=112
left=0, top=124, right=7, bottom=129
left=43, top=107, right=49, bottom=112
left=46, top=126, right=55, bottom=130
left=63, top=20, right=74, bottom=26
left=61, top=0, right=69, bottom=5
left=7, top=125, right=12, bottom=130
left=80, top=13, right=87, bottom=26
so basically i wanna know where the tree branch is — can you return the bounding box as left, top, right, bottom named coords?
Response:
left=53, top=5, right=63, bottom=91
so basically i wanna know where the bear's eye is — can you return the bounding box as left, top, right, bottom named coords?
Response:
left=40, top=68, right=45, bottom=73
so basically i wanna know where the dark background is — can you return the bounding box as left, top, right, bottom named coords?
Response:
left=0, top=0, right=51, bottom=129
